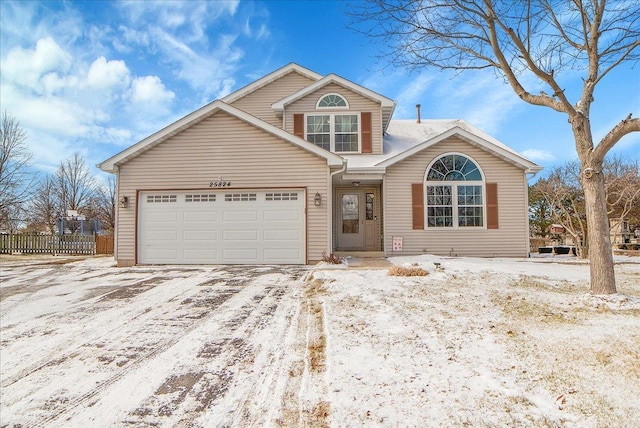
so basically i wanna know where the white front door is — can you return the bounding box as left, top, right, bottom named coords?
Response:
left=138, top=189, right=305, bottom=264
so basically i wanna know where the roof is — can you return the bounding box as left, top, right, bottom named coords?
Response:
left=271, top=73, right=397, bottom=132
left=341, top=119, right=542, bottom=174
left=221, top=63, right=322, bottom=104
left=97, top=101, right=344, bottom=173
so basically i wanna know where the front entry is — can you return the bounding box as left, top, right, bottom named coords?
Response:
left=336, top=187, right=379, bottom=251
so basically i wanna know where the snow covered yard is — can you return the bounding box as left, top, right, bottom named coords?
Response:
left=313, top=255, right=640, bottom=427
left=0, top=256, right=308, bottom=427
left=1, top=254, right=639, bottom=427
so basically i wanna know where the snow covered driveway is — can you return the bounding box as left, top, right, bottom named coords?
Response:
left=1, top=256, right=308, bottom=427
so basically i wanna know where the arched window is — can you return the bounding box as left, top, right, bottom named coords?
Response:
left=425, top=154, right=484, bottom=227
left=316, top=93, right=348, bottom=108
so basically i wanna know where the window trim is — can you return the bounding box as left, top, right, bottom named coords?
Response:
left=316, top=93, right=350, bottom=109
left=304, top=112, right=361, bottom=154
left=423, top=153, right=487, bottom=229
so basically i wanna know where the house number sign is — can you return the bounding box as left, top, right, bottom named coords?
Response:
left=209, top=180, right=231, bottom=188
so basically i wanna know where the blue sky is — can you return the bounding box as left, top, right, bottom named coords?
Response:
left=1, top=0, right=638, bottom=181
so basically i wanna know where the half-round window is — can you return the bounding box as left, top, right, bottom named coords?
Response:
left=317, top=94, right=348, bottom=108
left=426, top=154, right=482, bottom=181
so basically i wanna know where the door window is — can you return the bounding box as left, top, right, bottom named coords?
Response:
left=342, top=194, right=359, bottom=233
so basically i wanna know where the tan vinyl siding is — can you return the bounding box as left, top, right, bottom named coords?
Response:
left=229, top=71, right=317, bottom=128
left=115, top=111, right=329, bottom=265
left=384, top=137, right=530, bottom=257
left=285, top=83, right=384, bottom=154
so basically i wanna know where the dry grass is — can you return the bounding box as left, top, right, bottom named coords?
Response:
left=388, top=265, right=429, bottom=277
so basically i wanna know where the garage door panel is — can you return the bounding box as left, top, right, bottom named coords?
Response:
left=146, top=212, right=179, bottom=222
left=264, top=248, right=301, bottom=260
left=146, top=230, right=178, bottom=240
left=139, top=189, right=305, bottom=264
left=263, top=209, right=300, bottom=222
left=184, top=230, right=218, bottom=240
left=184, top=211, right=218, bottom=222
left=223, top=211, right=258, bottom=222
left=223, top=249, right=258, bottom=261
left=264, top=229, right=300, bottom=241
left=223, top=230, right=258, bottom=240
left=183, top=249, right=217, bottom=260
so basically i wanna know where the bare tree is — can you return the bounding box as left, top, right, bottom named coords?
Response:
left=0, top=111, right=36, bottom=229
left=26, top=174, right=60, bottom=234
left=350, top=0, right=640, bottom=294
left=88, top=176, right=116, bottom=234
left=532, top=162, right=588, bottom=257
left=55, top=153, right=96, bottom=215
left=604, top=156, right=640, bottom=228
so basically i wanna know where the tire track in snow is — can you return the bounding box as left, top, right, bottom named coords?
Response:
left=123, top=272, right=303, bottom=427
left=28, top=276, right=244, bottom=428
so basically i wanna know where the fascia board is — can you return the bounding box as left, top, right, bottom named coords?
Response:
left=98, top=100, right=344, bottom=172
left=272, top=74, right=396, bottom=111
left=222, top=63, right=322, bottom=104
left=377, top=126, right=542, bottom=172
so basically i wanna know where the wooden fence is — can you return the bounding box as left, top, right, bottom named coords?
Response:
left=0, top=234, right=114, bottom=255
left=96, top=235, right=114, bottom=255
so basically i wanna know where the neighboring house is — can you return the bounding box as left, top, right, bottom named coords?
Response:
left=610, top=218, right=633, bottom=244
left=98, top=63, right=542, bottom=266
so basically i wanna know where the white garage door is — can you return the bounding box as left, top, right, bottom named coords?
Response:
left=138, top=189, right=305, bottom=264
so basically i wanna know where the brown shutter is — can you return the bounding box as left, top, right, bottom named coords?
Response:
left=486, top=182, right=499, bottom=229
left=361, top=112, right=372, bottom=153
left=412, top=183, right=424, bottom=230
left=293, top=114, right=304, bottom=138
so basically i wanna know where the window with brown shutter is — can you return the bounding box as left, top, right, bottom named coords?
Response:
left=412, top=183, right=424, bottom=230
left=361, top=112, right=372, bottom=153
left=486, top=182, right=499, bottom=229
left=293, top=113, right=304, bottom=138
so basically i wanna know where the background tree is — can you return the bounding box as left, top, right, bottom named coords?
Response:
left=531, top=162, right=588, bottom=257
left=0, top=111, right=36, bottom=230
left=55, top=153, right=96, bottom=214
left=55, top=153, right=97, bottom=234
left=350, top=0, right=640, bottom=294
left=603, top=156, right=640, bottom=240
left=26, top=174, right=60, bottom=234
left=528, top=185, right=552, bottom=238
left=86, top=176, right=116, bottom=235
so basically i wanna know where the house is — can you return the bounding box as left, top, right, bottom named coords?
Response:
left=98, top=63, right=542, bottom=266
left=609, top=218, right=633, bottom=244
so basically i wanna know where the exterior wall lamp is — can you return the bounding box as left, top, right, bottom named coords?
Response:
left=314, top=192, right=322, bottom=206
left=119, top=196, right=129, bottom=208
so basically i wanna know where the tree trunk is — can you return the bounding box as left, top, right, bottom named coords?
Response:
left=572, top=113, right=617, bottom=295
left=582, top=168, right=617, bottom=294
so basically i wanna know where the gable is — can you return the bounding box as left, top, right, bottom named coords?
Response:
left=386, top=136, right=524, bottom=181
left=379, top=126, right=542, bottom=173
left=229, top=71, right=318, bottom=127
left=120, top=111, right=329, bottom=177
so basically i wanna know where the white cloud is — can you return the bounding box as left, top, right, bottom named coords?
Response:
left=522, top=149, right=556, bottom=162
left=131, top=75, right=175, bottom=104
left=86, top=56, right=131, bottom=90
left=1, top=37, right=72, bottom=90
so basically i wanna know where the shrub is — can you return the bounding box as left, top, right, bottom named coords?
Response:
left=320, top=251, right=343, bottom=264
left=388, top=265, right=429, bottom=277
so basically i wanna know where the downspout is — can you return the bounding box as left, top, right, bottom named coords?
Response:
left=328, top=159, right=348, bottom=255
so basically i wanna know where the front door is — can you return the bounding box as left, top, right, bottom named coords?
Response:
left=337, top=188, right=378, bottom=250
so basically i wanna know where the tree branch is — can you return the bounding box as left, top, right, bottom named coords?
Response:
left=593, top=115, right=640, bottom=163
